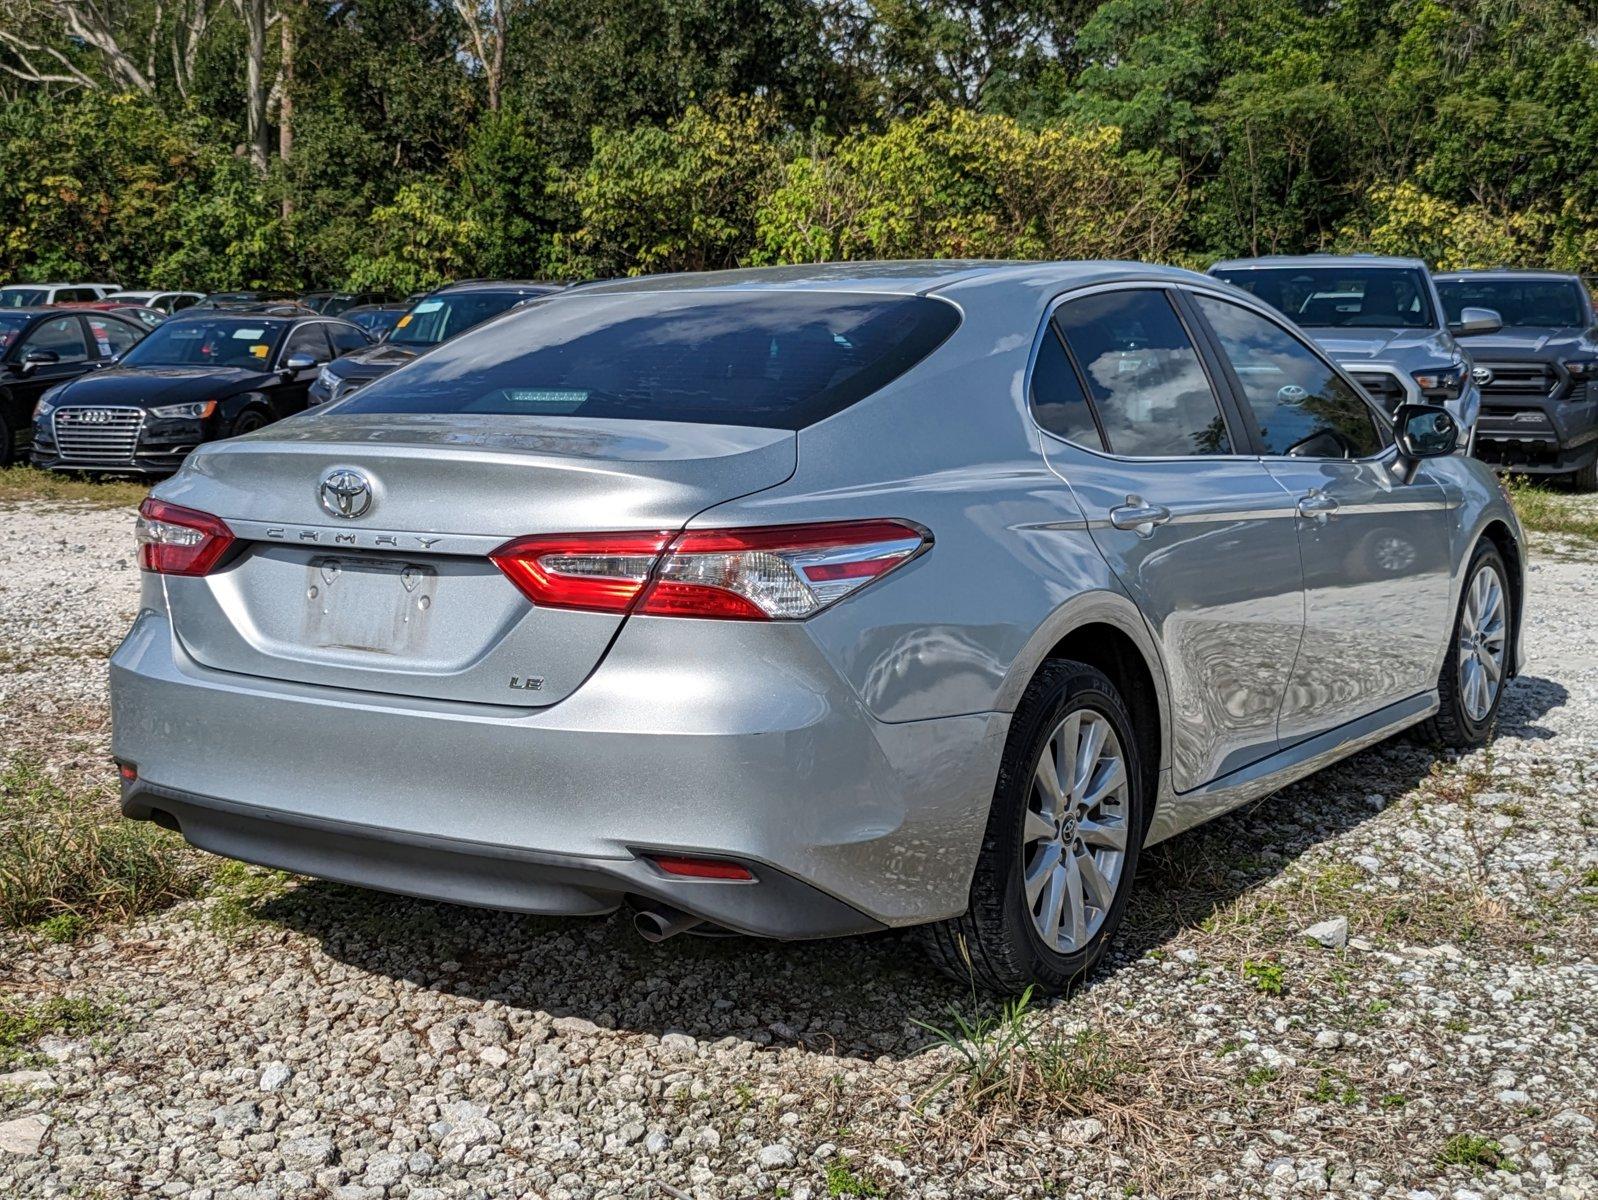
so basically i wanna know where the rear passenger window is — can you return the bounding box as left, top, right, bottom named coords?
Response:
left=1055, top=290, right=1232, bottom=457
left=1194, top=295, right=1385, bottom=459
left=1030, top=326, right=1102, bottom=448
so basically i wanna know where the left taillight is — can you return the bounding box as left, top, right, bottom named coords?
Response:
left=136, top=498, right=235, bottom=576
left=490, top=519, right=930, bottom=620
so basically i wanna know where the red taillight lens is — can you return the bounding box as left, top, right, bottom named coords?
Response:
left=649, top=855, right=755, bottom=881
left=489, top=531, right=675, bottom=613
left=136, top=498, right=235, bottom=576
left=490, top=520, right=929, bottom=621
left=639, top=520, right=930, bottom=620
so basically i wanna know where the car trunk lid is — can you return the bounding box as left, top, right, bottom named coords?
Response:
left=156, top=413, right=795, bottom=706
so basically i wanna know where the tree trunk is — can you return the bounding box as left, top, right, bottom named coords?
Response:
left=279, top=5, right=294, bottom=217
left=238, top=0, right=270, bottom=172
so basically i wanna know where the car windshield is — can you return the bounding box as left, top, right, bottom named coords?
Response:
left=348, top=308, right=403, bottom=335
left=337, top=291, right=962, bottom=430
left=1436, top=279, right=1587, bottom=328
left=1213, top=266, right=1436, bottom=330
left=0, top=288, right=47, bottom=307
left=119, top=318, right=287, bottom=368
left=386, top=291, right=532, bottom=346
left=0, top=314, right=28, bottom=351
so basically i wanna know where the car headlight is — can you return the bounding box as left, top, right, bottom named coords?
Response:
left=32, top=389, right=62, bottom=421
left=315, top=365, right=336, bottom=389
left=1561, top=357, right=1598, bottom=381
left=1411, top=364, right=1467, bottom=401
left=150, top=400, right=218, bottom=420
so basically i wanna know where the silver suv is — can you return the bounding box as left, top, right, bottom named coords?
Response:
left=1209, top=255, right=1501, bottom=446
left=111, top=262, right=1525, bottom=993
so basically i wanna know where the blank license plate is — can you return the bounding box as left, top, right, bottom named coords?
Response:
left=301, top=555, right=438, bottom=653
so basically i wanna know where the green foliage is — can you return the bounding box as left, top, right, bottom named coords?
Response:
left=825, top=1161, right=886, bottom=1197
left=0, top=0, right=1593, bottom=286
left=554, top=97, right=786, bottom=277
left=1438, top=1133, right=1516, bottom=1172
left=757, top=104, right=1185, bottom=263
left=344, top=180, right=482, bottom=295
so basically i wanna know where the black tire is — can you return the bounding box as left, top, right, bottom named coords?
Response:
left=229, top=410, right=267, bottom=438
left=918, top=660, right=1146, bottom=996
left=1570, top=457, right=1597, bottom=493
left=0, top=409, right=13, bottom=468
left=1417, top=539, right=1509, bottom=749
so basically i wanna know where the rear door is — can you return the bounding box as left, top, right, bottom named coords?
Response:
left=1184, top=288, right=1455, bottom=743
left=1037, top=285, right=1307, bottom=792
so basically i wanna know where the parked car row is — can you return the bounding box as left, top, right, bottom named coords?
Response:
left=1207, top=257, right=1598, bottom=490
left=112, top=258, right=1529, bottom=992
left=0, top=279, right=555, bottom=470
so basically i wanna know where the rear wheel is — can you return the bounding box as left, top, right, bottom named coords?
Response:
left=919, top=660, right=1145, bottom=995
left=1420, top=540, right=1509, bottom=748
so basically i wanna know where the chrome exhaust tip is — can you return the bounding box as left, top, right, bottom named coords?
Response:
left=632, top=902, right=703, bottom=943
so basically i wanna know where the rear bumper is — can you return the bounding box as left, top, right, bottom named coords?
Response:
left=122, top=779, right=883, bottom=939
left=110, top=609, right=1008, bottom=933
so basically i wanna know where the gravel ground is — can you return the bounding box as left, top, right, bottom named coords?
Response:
left=1, top=499, right=1595, bottom=1200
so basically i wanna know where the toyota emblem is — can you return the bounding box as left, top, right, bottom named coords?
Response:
left=1472, top=365, right=1494, bottom=386
left=318, top=468, right=374, bottom=519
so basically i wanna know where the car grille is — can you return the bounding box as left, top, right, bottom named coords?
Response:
left=1346, top=370, right=1407, bottom=413
left=1476, top=361, right=1558, bottom=398
left=52, top=406, right=144, bottom=463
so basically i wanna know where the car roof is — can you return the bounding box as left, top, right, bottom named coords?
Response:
left=429, top=280, right=562, bottom=295
left=1432, top=269, right=1585, bottom=282
left=1, top=282, right=77, bottom=289
left=1208, top=254, right=1429, bottom=272
left=0, top=306, right=139, bottom=321
left=572, top=260, right=1217, bottom=299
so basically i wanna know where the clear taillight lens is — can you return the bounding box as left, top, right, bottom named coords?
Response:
left=136, top=498, right=235, bottom=576
left=490, top=520, right=930, bottom=620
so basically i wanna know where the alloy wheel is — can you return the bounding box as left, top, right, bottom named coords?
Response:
left=1457, top=562, right=1507, bottom=723
left=1022, top=709, right=1131, bottom=953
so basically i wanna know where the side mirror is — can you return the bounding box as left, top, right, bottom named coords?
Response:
left=283, top=352, right=320, bottom=372
left=20, top=347, right=59, bottom=373
left=1449, top=306, right=1502, bottom=337
left=1392, top=402, right=1459, bottom=483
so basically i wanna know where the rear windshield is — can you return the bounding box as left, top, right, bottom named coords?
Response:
left=337, top=291, right=962, bottom=429
left=1436, top=279, right=1587, bottom=328
left=1213, top=267, right=1436, bottom=330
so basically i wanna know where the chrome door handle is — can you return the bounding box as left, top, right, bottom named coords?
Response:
left=1296, top=490, right=1339, bottom=521
left=1109, top=497, right=1172, bottom=534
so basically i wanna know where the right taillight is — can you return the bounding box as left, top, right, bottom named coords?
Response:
left=136, top=498, right=235, bottom=576
left=490, top=519, right=929, bottom=620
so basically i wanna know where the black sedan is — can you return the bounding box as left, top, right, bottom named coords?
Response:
left=309, top=281, right=560, bottom=405
left=0, top=308, right=146, bottom=465
left=30, top=311, right=370, bottom=475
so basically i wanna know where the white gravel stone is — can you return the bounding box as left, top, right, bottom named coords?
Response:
left=1303, top=916, right=1350, bottom=948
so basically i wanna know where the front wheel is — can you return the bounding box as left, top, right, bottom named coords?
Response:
left=1569, top=456, right=1597, bottom=493
left=229, top=410, right=268, bottom=438
left=918, top=660, right=1145, bottom=995
left=0, top=408, right=13, bottom=468
left=1420, top=540, right=1510, bottom=748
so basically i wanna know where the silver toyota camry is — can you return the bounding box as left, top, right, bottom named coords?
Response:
left=111, top=262, right=1527, bottom=993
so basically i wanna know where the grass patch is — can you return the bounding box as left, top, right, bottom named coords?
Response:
left=915, top=986, right=1128, bottom=1115
left=825, top=1162, right=885, bottom=1198
left=0, top=995, right=117, bottom=1067
left=0, top=756, right=206, bottom=931
left=1438, top=1133, right=1516, bottom=1173
left=1503, top=476, right=1598, bottom=544
left=0, top=464, right=147, bottom=508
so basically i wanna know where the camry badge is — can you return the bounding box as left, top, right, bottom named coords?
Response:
left=1472, top=366, right=1494, bottom=386
left=318, top=468, right=373, bottom=519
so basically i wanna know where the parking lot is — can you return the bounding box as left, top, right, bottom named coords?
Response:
left=0, top=481, right=1591, bottom=1199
